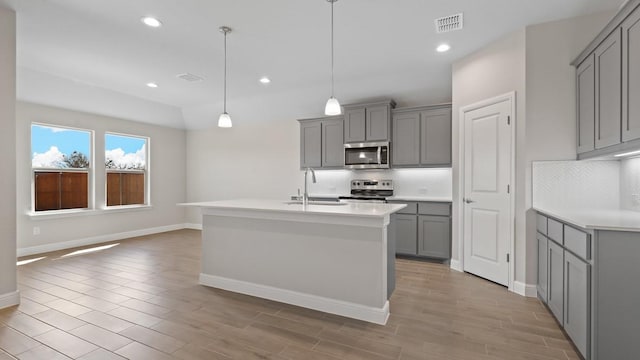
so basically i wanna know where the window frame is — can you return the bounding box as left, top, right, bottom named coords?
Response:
left=30, top=122, right=95, bottom=213
left=104, top=132, right=150, bottom=208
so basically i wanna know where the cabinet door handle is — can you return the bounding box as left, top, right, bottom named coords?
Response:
left=465, top=198, right=475, bottom=204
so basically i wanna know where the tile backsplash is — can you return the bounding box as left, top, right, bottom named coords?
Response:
left=621, top=157, right=640, bottom=211
left=305, top=168, right=452, bottom=199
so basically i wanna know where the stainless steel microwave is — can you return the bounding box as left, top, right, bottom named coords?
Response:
left=344, top=142, right=390, bottom=169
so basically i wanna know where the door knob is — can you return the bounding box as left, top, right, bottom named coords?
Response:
left=465, top=198, right=475, bottom=204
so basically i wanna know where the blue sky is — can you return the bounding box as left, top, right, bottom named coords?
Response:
left=105, top=133, right=146, bottom=153
left=31, top=124, right=90, bottom=156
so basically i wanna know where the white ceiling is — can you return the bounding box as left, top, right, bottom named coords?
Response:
left=0, top=0, right=624, bottom=129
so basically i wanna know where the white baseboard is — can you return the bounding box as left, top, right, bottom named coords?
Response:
left=183, top=223, right=203, bottom=230
left=199, top=273, right=390, bottom=325
left=513, top=281, right=537, bottom=297
left=0, top=290, right=20, bottom=310
left=449, top=259, right=463, bottom=272
left=18, top=224, right=188, bottom=257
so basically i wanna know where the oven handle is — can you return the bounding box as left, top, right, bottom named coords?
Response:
left=377, top=147, right=382, bottom=165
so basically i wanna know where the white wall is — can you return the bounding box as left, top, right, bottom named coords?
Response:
left=16, top=102, right=187, bottom=255
left=452, top=11, right=613, bottom=289
left=0, top=6, right=18, bottom=307
left=523, top=11, right=614, bottom=284
left=451, top=29, right=527, bottom=280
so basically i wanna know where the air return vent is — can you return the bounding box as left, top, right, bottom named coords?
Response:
left=435, top=13, right=463, bottom=33
left=176, top=73, right=204, bottom=82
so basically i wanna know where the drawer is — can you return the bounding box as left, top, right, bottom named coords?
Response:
left=548, top=218, right=564, bottom=244
left=537, top=214, right=548, bottom=235
left=389, top=201, right=417, bottom=214
left=564, top=225, right=591, bottom=260
left=418, top=202, right=451, bottom=216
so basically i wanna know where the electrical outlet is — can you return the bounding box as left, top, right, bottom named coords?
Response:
left=419, top=187, right=428, bottom=195
left=329, top=186, right=336, bottom=193
left=33, top=226, right=40, bottom=236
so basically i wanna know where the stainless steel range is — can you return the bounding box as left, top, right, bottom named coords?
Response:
left=339, top=179, right=393, bottom=203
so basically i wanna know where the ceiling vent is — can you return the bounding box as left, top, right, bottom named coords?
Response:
left=435, top=13, right=463, bottom=33
left=177, top=73, right=204, bottom=82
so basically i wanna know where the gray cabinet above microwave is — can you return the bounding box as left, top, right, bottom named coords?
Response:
left=343, top=100, right=396, bottom=143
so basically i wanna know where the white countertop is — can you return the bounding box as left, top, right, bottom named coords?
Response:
left=180, top=199, right=406, bottom=218
left=534, top=206, right=640, bottom=232
left=387, top=196, right=452, bottom=202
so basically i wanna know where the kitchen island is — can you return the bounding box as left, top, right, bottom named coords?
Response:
left=181, top=199, right=405, bottom=324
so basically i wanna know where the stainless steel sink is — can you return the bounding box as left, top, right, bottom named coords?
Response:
left=284, top=200, right=347, bottom=206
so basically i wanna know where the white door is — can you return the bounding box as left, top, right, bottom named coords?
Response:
left=463, top=97, right=513, bottom=286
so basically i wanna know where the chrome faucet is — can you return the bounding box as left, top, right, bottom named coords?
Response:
left=303, top=168, right=317, bottom=206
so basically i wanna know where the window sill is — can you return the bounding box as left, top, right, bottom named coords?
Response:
left=27, top=205, right=153, bottom=220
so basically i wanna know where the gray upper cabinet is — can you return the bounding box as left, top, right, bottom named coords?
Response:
left=343, top=100, right=395, bottom=143
left=344, top=108, right=366, bottom=143
left=417, top=215, right=451, bottom=259
left=577, top=54, right=595, bottom=154
left=622, top=9, right=640, bottom=142
left=594, top=29, right=622, bottom=150
left=299, top=120, right=322, bottom=168
left=573, top=1, right=640, bottom=159
left=420, top=108, right=452, bottom=166
left=392, top=112, right=420, bottom=165
left=322, top=118, right=344, bottom=167
left=392, top=105, right=452, bottom=168
left=564, top=251, right=590, bottom=359
left=298, top=116, right=343, bottom=169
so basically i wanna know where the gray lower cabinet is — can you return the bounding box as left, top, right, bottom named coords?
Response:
left=394, top=214, right=418, bottom=255
left=298, top=116, right=343, bottom=169
left=537, top=232, right=548, bottom=303
left=547, top=239, right=564, bottom=324
left=391, top=105, right=452, bottom=167
left=417, top=215, right=450, bottom=258
left=564, top=251, right=590, bottom=358
left=390, top=201, right=451, bottom=260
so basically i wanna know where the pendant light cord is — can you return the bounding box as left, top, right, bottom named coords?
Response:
left=223, top=30, right=227, bottom=114
left=330, top=0, right=335, bottom=98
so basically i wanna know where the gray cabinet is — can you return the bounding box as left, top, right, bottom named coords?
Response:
left=577, top=54, right=595, bottom=154
left=394, top=214, right=417, bottom=255
left=389, top=200, right=451, bottom=260
left=417, top=215, right=450, bottom=259
left=300, top=120, right=321, bottom=168
left=343, top=100, right=395, bottom=143
left=298, top=116, right=343, bottom=169
left=622, top=9, right=640, bottom=142
left=594, top=29, right=622, bottom=150
left=537, top=232, right=548, bottom=303
left=321, top=118, right=344, bottom=167
left=392, top=105, right=452, bottom=167
left=564, top=251, right=590, bottom=359
left=391, top=112, right=420, bottom=165
left=548, top=239, right=564, bottom=323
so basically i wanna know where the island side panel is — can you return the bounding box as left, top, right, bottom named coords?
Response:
left=201, top=214, right=387, bottom=310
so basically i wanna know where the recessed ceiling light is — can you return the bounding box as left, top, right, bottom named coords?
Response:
left=141, top=16, right=162, bottom=28
left=259, top=77, right=271, bottom=84
left=436, top=44, right=451, bottom=53
left=146, top=82, right=158, bottom=88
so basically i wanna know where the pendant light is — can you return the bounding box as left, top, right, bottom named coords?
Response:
left=324, top=0, right=341, bottom=116
left=218, top=26, right=233, bottom=128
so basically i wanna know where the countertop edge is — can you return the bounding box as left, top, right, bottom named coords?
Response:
left=533, top=206, right=640, bottom=232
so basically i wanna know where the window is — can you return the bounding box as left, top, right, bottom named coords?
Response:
left=31, top=124, right=92, bottom=211
left=105, top=133, right=148, bottom=206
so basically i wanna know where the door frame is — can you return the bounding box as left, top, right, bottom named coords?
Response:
left=457, top=91, right=516, bottom=292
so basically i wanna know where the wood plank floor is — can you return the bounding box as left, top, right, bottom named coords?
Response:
left=0, top=229, right=579, bottom=359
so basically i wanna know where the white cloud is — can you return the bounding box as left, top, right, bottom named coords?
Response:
left=34, top=125, right=69, bottom=133
left=106, top=144, right=146, bottom=169
left=32, top=146, right=65, bottom=168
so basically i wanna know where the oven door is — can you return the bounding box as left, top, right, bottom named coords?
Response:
left=344, top=142, right=389, bottom=169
